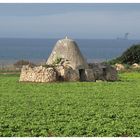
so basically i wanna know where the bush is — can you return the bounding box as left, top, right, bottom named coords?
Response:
left=14, top=60, right=36, bottom=68
left=109, top=44, right=140, bottom=65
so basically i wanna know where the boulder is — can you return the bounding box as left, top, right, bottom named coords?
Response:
left=64, top=68, right=79, bottom=81
left=131, top=63, right=140, bottom=69
left=89, top=63, right=105, bottom=80
left=104, top=66, right=118, bottom=81
left=55, top=65, right=79, bottom=81
left=88, top=63, right=118, bottom=81
left=85, top=69, right=95, bottom=82
left=115, top=63, right=125, bottom=71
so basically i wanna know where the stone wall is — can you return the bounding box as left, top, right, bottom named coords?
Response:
left=88, top=63, right=118, bottom=81
left=55, top=65, right=80, bottom=81
left=84, top=69, right=95, bottom=82
left=19, top=65, right=57, bottom=82
left=19, top=63, right=118, bottom=83
left=19, top=65, right=80, bottom=83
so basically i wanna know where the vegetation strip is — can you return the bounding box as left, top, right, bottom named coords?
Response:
left=0, top=72, right=140, bottom=136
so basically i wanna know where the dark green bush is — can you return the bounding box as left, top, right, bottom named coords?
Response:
left=109, top=44, right=140, bottom=65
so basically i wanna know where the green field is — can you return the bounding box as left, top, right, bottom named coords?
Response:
left=0, top=72, right=140, bottom=137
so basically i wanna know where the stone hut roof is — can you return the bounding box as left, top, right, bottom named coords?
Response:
left=46, top=37, right=88, bottom=70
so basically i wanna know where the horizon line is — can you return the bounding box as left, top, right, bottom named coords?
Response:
left=0, top=37, right=140, bottom=41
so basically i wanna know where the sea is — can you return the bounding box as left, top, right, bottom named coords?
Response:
left=0, top=38, right=140, bottom=65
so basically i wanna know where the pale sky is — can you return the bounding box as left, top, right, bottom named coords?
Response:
left=0, top=3, right=140, bottom=39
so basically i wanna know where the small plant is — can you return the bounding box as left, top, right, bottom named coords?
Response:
left=53, top=57, right=62, bottom=65
left=42, top=64, right=51, bottom=68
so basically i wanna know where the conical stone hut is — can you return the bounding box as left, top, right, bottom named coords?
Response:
left=19, top=37, right=118, bottom=82
left=47, top=36, right=88, bottom=70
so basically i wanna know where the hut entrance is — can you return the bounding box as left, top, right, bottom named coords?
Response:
left=79, top=69, right=86, bottom=81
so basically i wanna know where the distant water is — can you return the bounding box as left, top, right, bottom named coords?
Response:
left=0, top=38, right=140, bottom=64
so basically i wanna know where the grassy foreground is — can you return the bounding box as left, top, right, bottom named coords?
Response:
left=0, top=72, right=140, bottom=137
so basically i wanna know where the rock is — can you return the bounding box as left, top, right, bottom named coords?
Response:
left=64, top=68, right=79, bottom=82
left=55, top=65, right=65, bottom=81
left=43, top=67, right=57, bottom=82
left=56, top=65, right=79, bottom=81
left=96, top=80, right=104, bottom=82
left=104, top=66, right=118, bottom=81
left=88, top=63, right=118, bottom=81
left=131, top=63, right=140, bottom=69
left=85, top=69, right=95, bottom=82
left=89, top=63, right=105, bottom=80
left=115, top=63, right=125, bottom=71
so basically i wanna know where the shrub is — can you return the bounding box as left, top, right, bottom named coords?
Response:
left=53, top=57, right=62, bottom=65
left=109, top=44, right=140, bottom=65
left=14, top=60, right=36, bottom=68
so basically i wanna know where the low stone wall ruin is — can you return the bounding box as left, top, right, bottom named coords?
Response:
left=19, top=65, right=80, bottom=83
left=19, top=66, right=57, bottom=82
left=19, top=63, right=118, bottom=83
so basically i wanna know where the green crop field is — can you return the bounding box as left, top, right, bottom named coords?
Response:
left=0, top=72, right=140, bottom=137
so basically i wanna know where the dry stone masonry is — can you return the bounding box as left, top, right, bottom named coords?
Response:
left=19, top=65, right=57, bottom=82
left=19, top=37, right=118, bottom=83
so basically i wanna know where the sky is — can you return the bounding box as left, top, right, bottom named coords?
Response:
left=0, top=3, right=140, bottom=39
